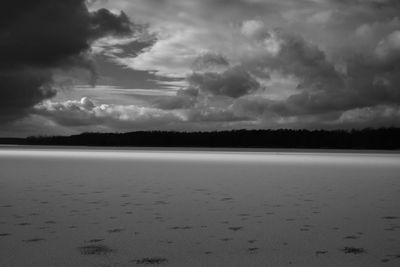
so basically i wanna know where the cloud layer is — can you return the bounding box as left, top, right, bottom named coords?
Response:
left=2, top=0, right=400, bottom=136
left=0, top=0, right=133, bottom=123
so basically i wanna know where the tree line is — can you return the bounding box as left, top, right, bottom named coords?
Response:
left=2, top=127, right=399, bottom=149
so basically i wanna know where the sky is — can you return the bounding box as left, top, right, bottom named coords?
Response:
left=1, top=0, right=400, bottom=137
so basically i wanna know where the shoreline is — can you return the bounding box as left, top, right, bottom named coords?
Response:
left=1, top=144, right=399, bottom=154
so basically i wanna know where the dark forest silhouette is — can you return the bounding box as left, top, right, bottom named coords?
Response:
left=1, top=128, right=399, bottom=149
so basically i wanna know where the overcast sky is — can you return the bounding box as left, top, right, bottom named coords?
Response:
left=1, top=0, right=400, bottom=137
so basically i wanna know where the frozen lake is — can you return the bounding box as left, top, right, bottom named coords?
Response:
left=0, top=148, right=399, bottom=266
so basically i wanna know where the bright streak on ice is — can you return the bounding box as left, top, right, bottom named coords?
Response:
left=0, top=148, right=399, bottom=166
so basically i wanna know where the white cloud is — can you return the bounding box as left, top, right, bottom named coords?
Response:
left=35, top=97, right=186, bottom=129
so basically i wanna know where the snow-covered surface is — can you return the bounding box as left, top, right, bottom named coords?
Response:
left=0, top=148, right=399, bottom=266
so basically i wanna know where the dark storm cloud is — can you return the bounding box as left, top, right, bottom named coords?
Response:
left=187, top=66, right=261, bottom=98
left=0, top=0, right=133, bottom=123
left=89, top=8, right=132, bottom=38
left=276, top=34, right=343, bottom=92
left=281, top=39, right=400, bottom=116
left=246, top=31, right=343, bottom=93
left=0, top=70, right=54, bottom=122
